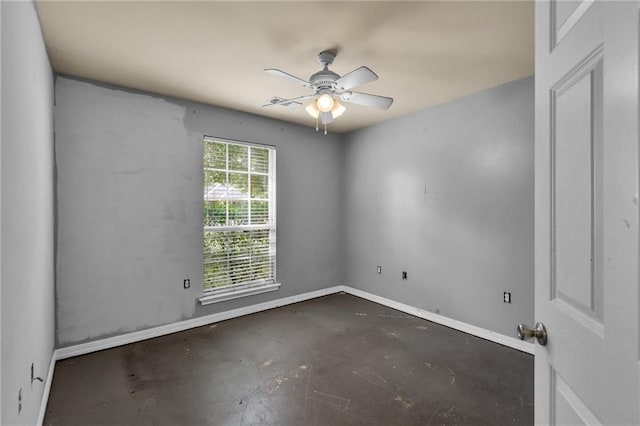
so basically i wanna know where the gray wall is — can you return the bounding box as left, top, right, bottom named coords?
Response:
left=342, top=77, right=534, bottom=337
left=54, top=77, right=343, bottom=346
left=55, top=75, right=532, bottom=346
left=1, top=2, right=55, bottom=424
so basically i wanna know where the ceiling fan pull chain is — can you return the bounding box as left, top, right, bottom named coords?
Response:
left=315, top=116, right=319, bottom=132
left=324, top=123, right=327, bottom=135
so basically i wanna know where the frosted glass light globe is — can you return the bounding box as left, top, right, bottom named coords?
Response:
left=316, top=93, right=334, bottom=112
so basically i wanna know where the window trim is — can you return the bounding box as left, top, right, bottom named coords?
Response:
left=199, top=281, right=281, bottom=305
left=199, top=136, right=278, bottom=305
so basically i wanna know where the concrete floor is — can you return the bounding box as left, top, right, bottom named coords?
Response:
left=45, top=293, right=534, bottom=425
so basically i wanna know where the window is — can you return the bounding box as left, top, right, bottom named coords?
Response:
left=200, top=137, right=278, bottom=305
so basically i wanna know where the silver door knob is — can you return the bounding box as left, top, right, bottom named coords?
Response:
left=517, top=322, right=548, bottom=346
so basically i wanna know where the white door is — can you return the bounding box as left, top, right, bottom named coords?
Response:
left=534, top=1, right=640, bottom=424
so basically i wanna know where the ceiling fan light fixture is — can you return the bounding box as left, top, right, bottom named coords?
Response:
left=305, top=102, right=319, bottom=118
left=331, top=100, right=346, bottom=119
left=264, top=50, right=393, bottom=134
left=316, top=93, right=334, bottom=112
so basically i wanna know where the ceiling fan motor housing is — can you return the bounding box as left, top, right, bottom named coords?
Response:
left=309, top=69, right=340, bottom=90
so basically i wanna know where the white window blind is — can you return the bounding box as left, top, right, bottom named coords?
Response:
left=203, top=138, right=276, bottom=293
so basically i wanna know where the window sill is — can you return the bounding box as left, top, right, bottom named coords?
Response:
left=198, top=282, right=281, bottom=305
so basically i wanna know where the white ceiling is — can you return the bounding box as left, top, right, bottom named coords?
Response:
left=36, top=1, right=534, bottom=133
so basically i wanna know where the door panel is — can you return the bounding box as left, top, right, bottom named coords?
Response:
left=552, top=369, right=601, bottom=425
left=551, top=48, right=604, bottom=323
left=553, top=0, right=581, bottom=34
left=550, top=0, right=597, bottom=49
left=535, top=1, right=639, bottom=424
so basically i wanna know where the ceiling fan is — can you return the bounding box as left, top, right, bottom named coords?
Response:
left=263, top=50, right=393, bottom=134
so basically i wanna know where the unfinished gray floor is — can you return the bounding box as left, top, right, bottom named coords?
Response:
left=45, top=293, right=534, bottom=425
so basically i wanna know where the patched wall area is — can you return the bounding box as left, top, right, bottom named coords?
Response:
left=54, top=78, right=343, bottom=346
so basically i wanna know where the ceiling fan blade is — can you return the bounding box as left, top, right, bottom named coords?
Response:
left=334, top=66, right=378, bottom=90
left=264, top=68, right=312, bottom=88
left=340, top=91, right=393, bottom=110
left=262, top=94, right=315, bottom=107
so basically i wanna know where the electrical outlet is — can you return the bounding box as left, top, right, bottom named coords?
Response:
left=183, top=279, right=190, bottom=289
left=402, top=271, right=408, bottom=280
left=376, top=266, right=382, bottom=274
left=503, top=292, right=511, bottom=303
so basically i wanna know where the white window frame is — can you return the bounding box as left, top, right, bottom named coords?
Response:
left=199, top=137, right=279, bottom=305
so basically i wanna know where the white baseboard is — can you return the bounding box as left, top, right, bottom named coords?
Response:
left=40, top=286, right=341, bottom=425
left=40, top=284, right=531, bottom=425
left=341, top=286, right=534, bottom=355
left=36, top=350, right=57, bottom=426
left=55, top=284, right=532, bottom=361
left=55, top=285, right=344, bottom=361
